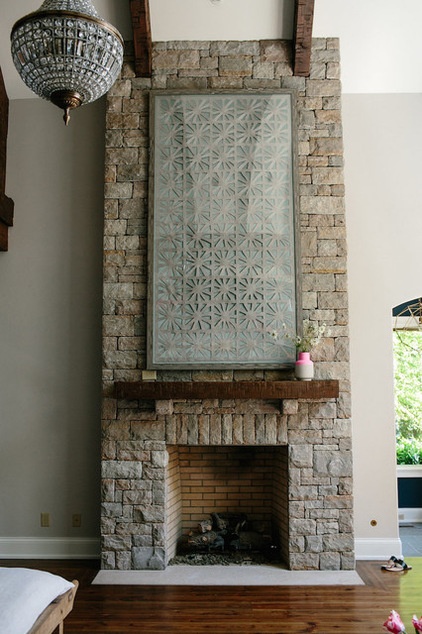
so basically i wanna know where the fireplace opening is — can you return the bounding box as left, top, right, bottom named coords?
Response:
left=165, top=445, right=289, bottom=566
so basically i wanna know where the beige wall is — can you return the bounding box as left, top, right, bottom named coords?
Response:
left=0, top=98, right=105, bottom=557
left=343, top=93, right=422, bottom=557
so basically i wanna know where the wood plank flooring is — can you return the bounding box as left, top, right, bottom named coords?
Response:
left=1, top=558, right=421, bottom=633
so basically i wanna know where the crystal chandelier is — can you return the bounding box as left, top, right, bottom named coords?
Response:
left=10, top=0, right=124, bottom=125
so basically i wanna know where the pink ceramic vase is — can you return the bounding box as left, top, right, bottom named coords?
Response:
left=295, top=351, right=314, bottom=381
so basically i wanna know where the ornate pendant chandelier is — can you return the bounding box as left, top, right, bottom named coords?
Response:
left=10, top=0, right=124, bottom=125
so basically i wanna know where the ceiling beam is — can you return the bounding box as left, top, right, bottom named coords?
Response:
left=293, top=0, right=315, bottom=77
left=130, top=0, right=152, bottom=77
left=0, top=66, right=14, bottom=252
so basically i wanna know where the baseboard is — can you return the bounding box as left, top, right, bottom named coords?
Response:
left=398, top=508, right=422, bottom=524
left=0, top=537, right=100, bottom=559
left=354, top=537, right=403, bottom=560
left=0, top=536, right=405, bottom=562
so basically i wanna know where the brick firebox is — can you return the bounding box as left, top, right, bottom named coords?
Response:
left=101, top=37, right=353, bottom=571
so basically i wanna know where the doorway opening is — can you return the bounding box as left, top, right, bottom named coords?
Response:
left=393, top=298, right=422, bottom=556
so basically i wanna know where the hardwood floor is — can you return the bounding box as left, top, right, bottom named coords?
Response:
left=1, top=558, right=421, bottom=633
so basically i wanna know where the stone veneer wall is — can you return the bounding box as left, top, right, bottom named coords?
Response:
left=102, top=38, right=353, bottom=571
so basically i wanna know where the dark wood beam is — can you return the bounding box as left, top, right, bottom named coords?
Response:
left=130, top=0, right=152, bottom=77
left=293, top=0, right=315, bottom=77
left=115, top=380, right=339, bottom=401
left=0, top=65, right=14, bottom=252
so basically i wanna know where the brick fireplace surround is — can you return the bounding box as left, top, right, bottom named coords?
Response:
left=101, top=38, right=354, bottom=571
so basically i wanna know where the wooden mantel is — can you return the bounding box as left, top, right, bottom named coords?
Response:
left=115, top=380, right=339, bottom=401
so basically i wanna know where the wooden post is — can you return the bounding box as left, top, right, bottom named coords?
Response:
left=293, top=0, right=315, bottom=77
left=0, top=65, right=14, bottom=251
left=130, top=0, right=152, bottom=77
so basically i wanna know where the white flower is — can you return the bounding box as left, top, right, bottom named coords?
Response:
left=281, top=320, right=326, bottom=353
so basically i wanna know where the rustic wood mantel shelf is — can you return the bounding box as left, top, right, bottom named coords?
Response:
left=115, top=380, right=339, bottom=401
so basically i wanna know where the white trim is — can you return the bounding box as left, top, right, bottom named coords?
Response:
left=397, top=464, right=422, bottom=478
left=398, top=508, right=422, bottom=524
left=0, top=537, right=100, bottom=559
left=354, top=537, right=402, bottom=560
left=0, top=537, right=406, bottom=564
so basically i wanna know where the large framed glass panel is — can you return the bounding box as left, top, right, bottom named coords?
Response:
left=147, top=91, right=300, bottom=369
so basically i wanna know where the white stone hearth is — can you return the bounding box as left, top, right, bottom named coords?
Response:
left=93, top=565, right=364, bottom=586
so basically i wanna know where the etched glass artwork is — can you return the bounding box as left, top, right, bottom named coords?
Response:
left=148, top=92, right=299, bottom=368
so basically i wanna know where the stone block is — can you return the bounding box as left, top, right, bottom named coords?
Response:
left=341, top=553, right=356, bottom=570
left=317, top=240, right=338, bottom=256
left=102, top=551, right=116, bottom=569
left=309, top=402, right=337, bottom=419
left=167, top=77, right=208, bottom=90
left=281, top=76, right=305, bottom=91
left=289, top=444, right=313, bottom=468
left=309, top=62, right=326, bottom=80
left=103, top=535, right=132, bottom=551
left=300, top=196, right=345, bottom=215
left=260, top=40, right=291, bottom=62
left=208, top=77, right=244, bottom=89
left=289, top=486, right=318, bottom=501
left=132, top=547, right=166, bottom=570
left=115, top=551, right=132, bottom=570
left=306, top=80, right=341, bottom=98
left=211, top=41, right=259, bottom=56
left=221, top=414, right=233, bottom=444
left=103, top=316, right=134, bottom=337
left=253, top=61, right=275, bottom=79
left=322, top=534, right=354, bottom=553
left=166, top=41, right=211, bottom=51
left=289, top=535, right=305, bottom=552
left=305, top=535, right=323, bottom=552
left=289, top=553, right=319, bottom=570
left=136, top=505, right=165, bottom=523
left=314, top=451, right=352, bottom=478
left=153, top=400, right=172, bottom=416
left=150, top=450, right=167, bottom=468
left=101, top=479, right=115, bottom=502
left=153, top=481, right=165, bottom=506
left=313, top=167, right=344, bottom=185
left=108, top=79, right=132, bottom=97
left=106, top=147, right=138, bottom=165
left=102, top=460, right=143, bottom=479
left=104, top=182, right=133, bottom=200
left=132, top=535, right=153, bottom=548
left=123, top=489, right=152, bottom=505
left=219, top=56, right=253, bottom=76
left=312, top=257, right=347, bottom=274
left=101, top=502, right=123, bottom=518
left=319, top=551, right=341, bottom=570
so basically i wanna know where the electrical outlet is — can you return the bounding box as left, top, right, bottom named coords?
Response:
left=40, top=512, right=50, bottom=528
left=72, top=514, right=82, bottom=528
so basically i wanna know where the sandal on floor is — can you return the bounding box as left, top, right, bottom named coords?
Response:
left=382, top=557, right=412, bottom=572
left=381, top=555, right=399, bottom=570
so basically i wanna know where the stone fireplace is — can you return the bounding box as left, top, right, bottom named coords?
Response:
left=101, top=37, right=353, bottom=571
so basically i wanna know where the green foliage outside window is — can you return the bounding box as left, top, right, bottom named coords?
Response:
left=394, top=330, right=422, bottom=464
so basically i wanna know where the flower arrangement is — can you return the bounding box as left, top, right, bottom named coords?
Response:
left=383, top=610, right=422, bottom=633
left=271, top=319, right=326, bottom=353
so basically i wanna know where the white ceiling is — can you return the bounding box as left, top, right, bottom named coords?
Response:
left=1, top=0, right=421, bottom=100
